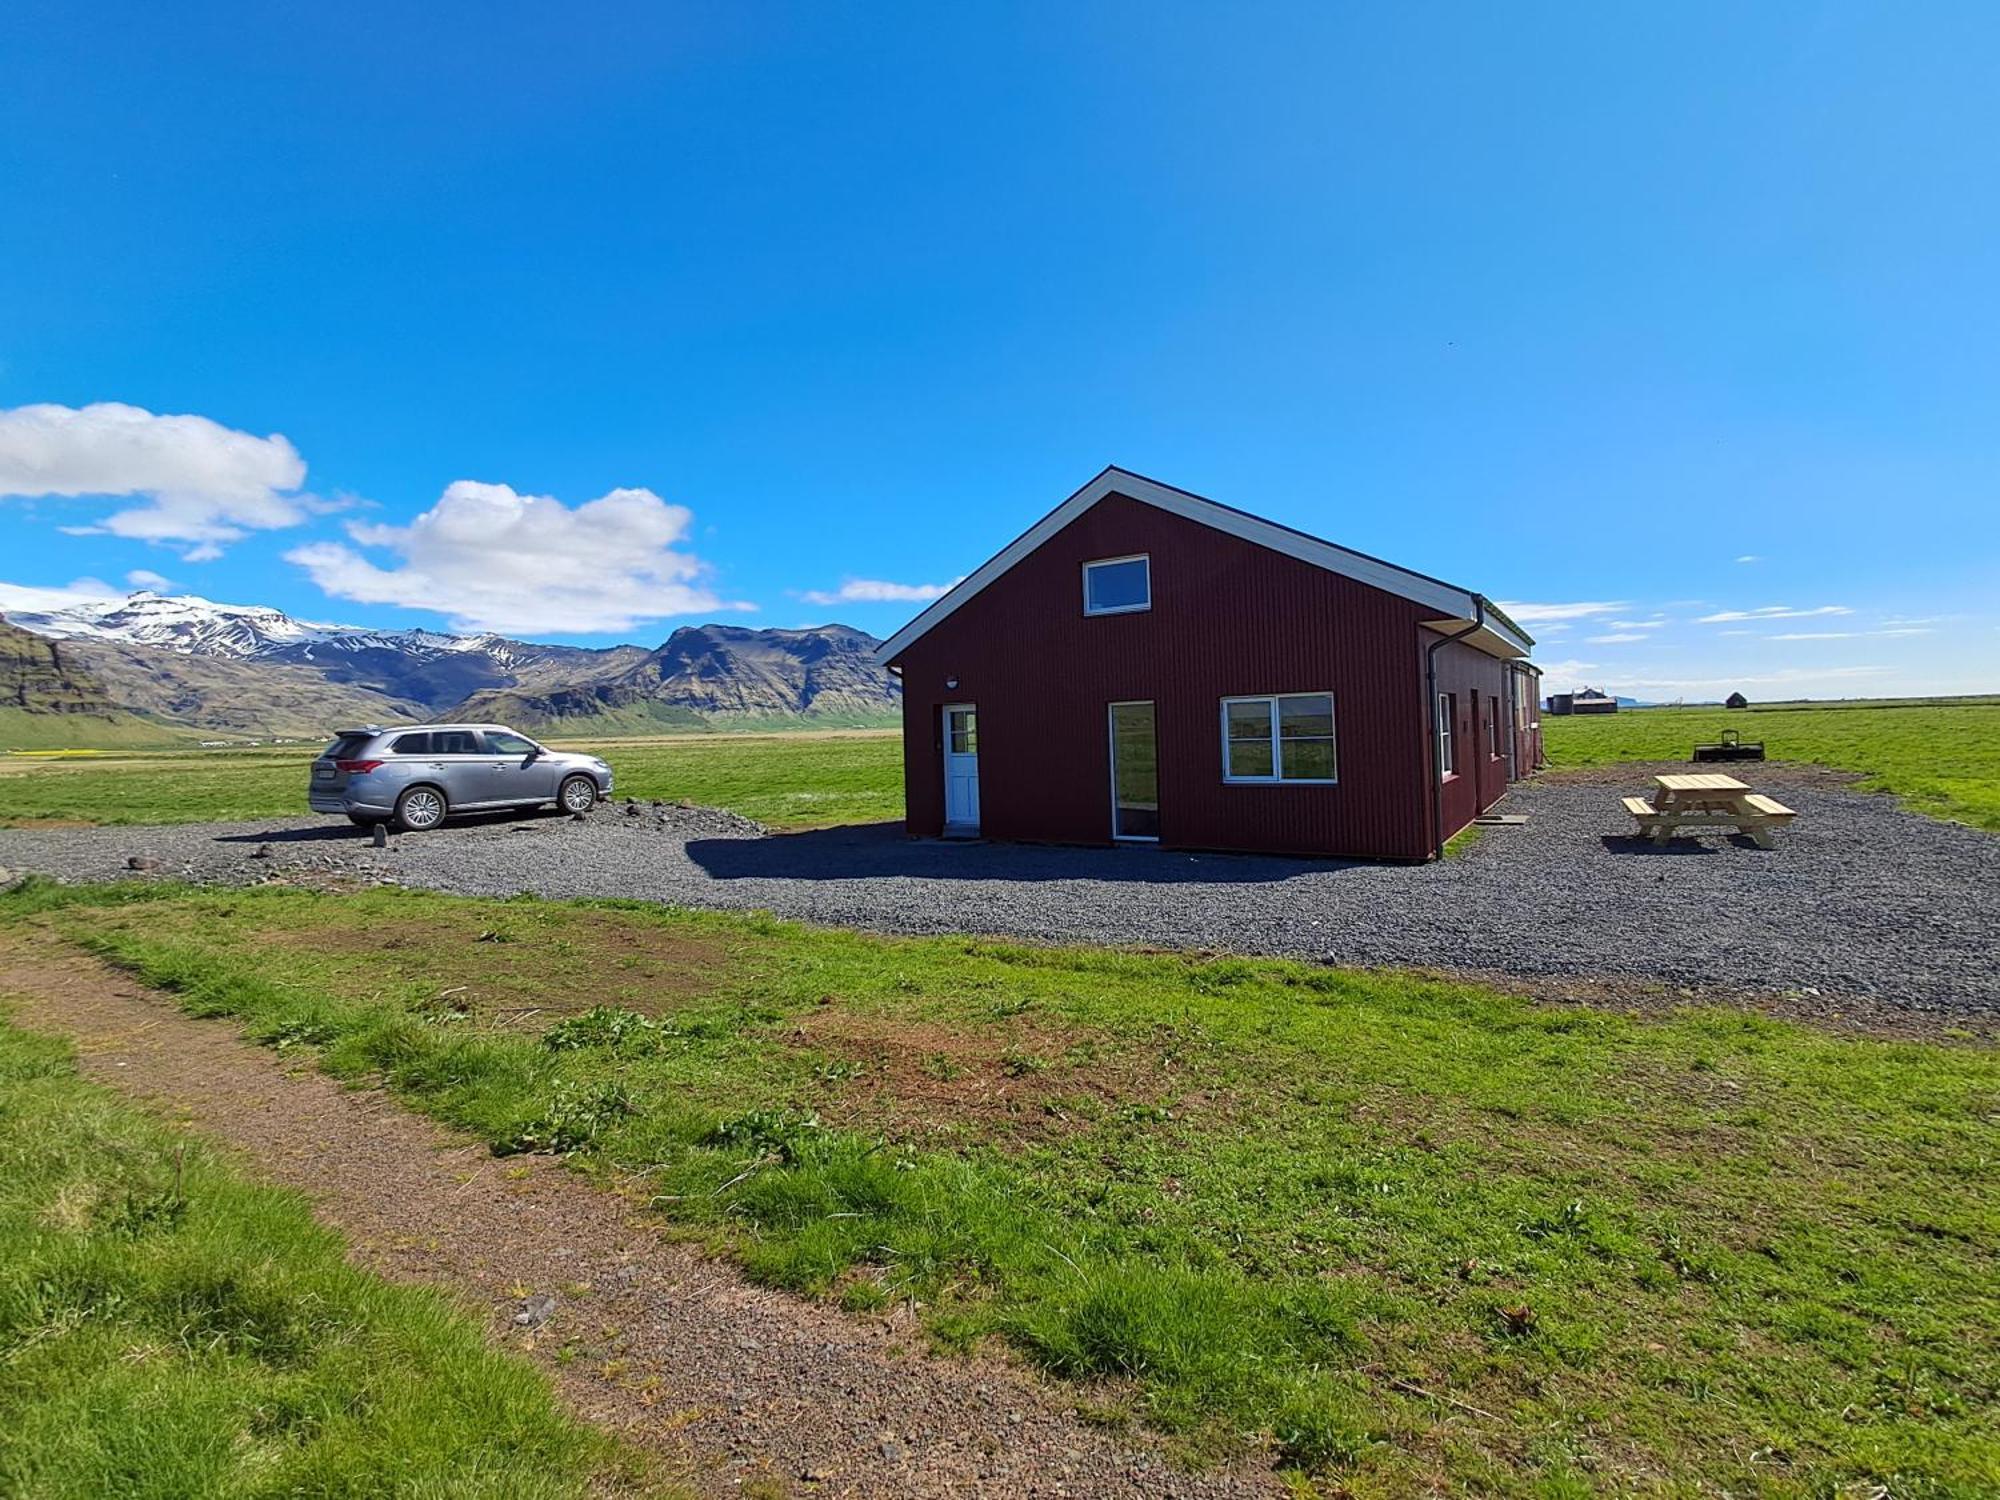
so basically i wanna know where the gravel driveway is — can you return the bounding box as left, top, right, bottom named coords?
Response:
left=4, top=766, right=1994, bottom=1019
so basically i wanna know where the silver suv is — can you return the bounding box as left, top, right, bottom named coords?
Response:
left=308, top=724, right=614, bottom=832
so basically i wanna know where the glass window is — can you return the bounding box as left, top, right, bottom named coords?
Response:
left=485, top=731, right=539, bottom=757
left=1082, top=556, right=1150, bottom=615
left=432, top=730, right=480, bottom=755
left=1226, top=700, right=1275, bottom=778
left=1222, top=694, right=1336, bottom=783
left=947, top=708, right=977, bottom=755
left=389, top=732, right=432, bottom=755
left=1437, top=693, right=1455, bottom=777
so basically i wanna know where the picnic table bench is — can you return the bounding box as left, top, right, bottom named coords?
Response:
left=1623, top=773, right=1797, bottom=848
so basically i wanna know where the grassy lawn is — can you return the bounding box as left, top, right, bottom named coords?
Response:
left=0, top=730, right=904, bottom=830
left=11, top=880, right=1996, bottom=1495
left=0, top=1009, right=654, bottom=1499
left=1543, top=698, right=2000, bottom=831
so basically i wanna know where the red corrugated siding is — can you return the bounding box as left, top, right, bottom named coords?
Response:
left=1427, top=634, right=1513, bottom=842
left=893, top=491, right=1504, bottom=860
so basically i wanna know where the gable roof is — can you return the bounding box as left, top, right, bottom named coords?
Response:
left=875, top=466, right=1534, bottom=666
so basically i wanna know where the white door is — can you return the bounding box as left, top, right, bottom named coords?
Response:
left=942, top=704, right=979, bottom=832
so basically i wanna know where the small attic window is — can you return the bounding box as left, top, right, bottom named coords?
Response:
left=1083, top=555, right=1150, bottom=616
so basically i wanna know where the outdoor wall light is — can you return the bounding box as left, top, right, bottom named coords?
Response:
left=945, top=675, right=959, bottom=690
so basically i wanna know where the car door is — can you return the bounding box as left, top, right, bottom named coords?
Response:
left=424, top=728, right=489, bottom=807
left=479, top=729, right=559, bottom=806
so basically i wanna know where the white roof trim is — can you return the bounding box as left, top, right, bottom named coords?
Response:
left=875, top=466, right=1533, bottom=665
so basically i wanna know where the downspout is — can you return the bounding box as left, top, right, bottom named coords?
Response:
left=1423, top=597, right=1485, bottom=862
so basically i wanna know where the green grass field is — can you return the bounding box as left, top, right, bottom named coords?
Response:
left=0, top=1009, right=652, bottom=1499
left=0, top=730, right=904, bottom=830
left=11, top=880, right=1995, bottom=1495
left=6, top=697, right=1998, bottom=836
left=1543, top=697, right=2000, bottom=831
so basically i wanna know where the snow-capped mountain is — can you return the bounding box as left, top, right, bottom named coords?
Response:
left=6, top=590, right=492, bottom=662
left=0, top=587, right=899, bottom=741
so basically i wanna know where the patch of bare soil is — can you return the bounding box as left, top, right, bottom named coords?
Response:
left=788, top=1006, right=1174, bottom=1144
left=0, top=936, right=1272, bottom=1500
left=259, top=911, right=725, bottom=1019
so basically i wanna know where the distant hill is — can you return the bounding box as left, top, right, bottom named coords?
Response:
left=0, top=616, right=189, bottom=748
left=6, top=589, right=900, bottom=742
left=453, top=623, right=900, bottom=732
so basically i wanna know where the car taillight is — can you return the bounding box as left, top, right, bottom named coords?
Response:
left=336, top=759, right=383, bottom=773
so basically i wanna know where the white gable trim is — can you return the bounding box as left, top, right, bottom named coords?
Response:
left=875, top=467, right=1532, bottom=665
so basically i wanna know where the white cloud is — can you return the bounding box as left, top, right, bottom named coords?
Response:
left=1697, top=604, right=1852, bottom=623
left=1492, top=599, right=1623, bottom=624
left=800, top=576, right=961, bottom=607
left=1586, top=632, right=1651, bottom=644
left=1531, top=658, right=1601, bottom=693
left=0, top=576, right=123, bottom=614
left=125, top=569, right=171, bottom=591
left=1618, top=665, right=1890, bottom=692
left=1769, top=627, right=1935, bottom=641
left=1607, top=617, right=1668, bottom=630
left=0, top=402, right=309, bottom=556
left=1734, top=554, right=1762, bottom=564
left=287, top=479, right=751, bottom=636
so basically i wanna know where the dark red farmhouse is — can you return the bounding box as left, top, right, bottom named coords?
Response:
left=877, top=467, right=1543, bottom=860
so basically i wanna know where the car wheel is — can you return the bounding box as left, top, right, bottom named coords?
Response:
left=559, top=774, right=598, bottom=814
left=393, top=785, right=447, bottom=833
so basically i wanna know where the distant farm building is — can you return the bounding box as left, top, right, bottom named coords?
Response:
left=876, top=466, right=1543, bottom=861
left=1546, top=687, right=1618, bottom=716
left=1726, top=691, right=1749, bottom=709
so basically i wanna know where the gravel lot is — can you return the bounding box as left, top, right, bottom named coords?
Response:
left=4, top=766, right=1995, bottom=1019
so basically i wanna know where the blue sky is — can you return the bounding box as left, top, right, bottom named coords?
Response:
left=1, top=2, right=1994, bottom=697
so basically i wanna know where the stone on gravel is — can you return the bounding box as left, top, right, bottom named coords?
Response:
left=513, top=1291, right=557, bottom=1328
left=372, top=824, right=389, bottom=848
left=125, top=854, right=161, bottom=871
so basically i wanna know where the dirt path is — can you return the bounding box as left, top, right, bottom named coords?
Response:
left=0, top=939, right=1272, bottom=1499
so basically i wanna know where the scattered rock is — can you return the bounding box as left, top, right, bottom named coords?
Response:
left=512, top=1291, right=557, bottom=1329
left=125, top=854, right=161, bottom=872
left=371, top=824, right=388, bottom=849
left=570, top=811, right=587, bottom=823
left=249, top=844, right=274, bottom=860
left=625, top=803, right=642, bottom=818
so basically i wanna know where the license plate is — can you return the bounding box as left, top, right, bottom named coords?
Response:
left=313, top=766, right=335, bottom=780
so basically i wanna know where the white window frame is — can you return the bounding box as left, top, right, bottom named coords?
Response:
left=1219, top=693, right=1337, bottom=785
left=1437, top=692, right=1455, bottom=780
left=1081, top=554, right=1151, bottom=616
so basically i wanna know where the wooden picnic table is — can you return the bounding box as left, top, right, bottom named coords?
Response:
left=1622, top=773, right=1798, bottom=848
